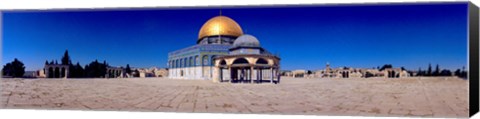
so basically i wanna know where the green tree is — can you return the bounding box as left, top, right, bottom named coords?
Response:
left=440, top=69, right=452, bottom=76
left=460, top=66, right=467, bottom=78
left=2, top=58, right=26, bottom=78
left=68, top=63, right=74, bottom=78
left=84, top=64, right=89, bottom=77
left=433, top=64, right=440, bottom=76
left=454, top=69, right=461, bottom=77
left=417, top=67, right=423, bottom=76
left=125, top=64, right=132, bottom=74
left=84, top=60, right=108, bottom=78
left=73, top=62, right=85, bottom=78
left=427, top=63, right=432, bottom=76
left=61, top=50, right=71, bottom=65
left=379, top=64, right=393, bottom=71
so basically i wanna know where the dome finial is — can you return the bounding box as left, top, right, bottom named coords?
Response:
left=219, top=8, right=222, bottom=16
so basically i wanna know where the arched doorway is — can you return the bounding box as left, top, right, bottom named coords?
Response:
left=256, top=58, right=268, bottom=81
left=54, top=67, right=60, bottom=78
left=210, top=55, right=216, bottom=78
left=231, top=58, right=249, bottom=82
left=219, top=60, right=227, bottom=82
left=48, top=67, right=53, bottom=78
left=202, top=55, right=209, bottom=77
left=60, top=67, right=65, bottom=78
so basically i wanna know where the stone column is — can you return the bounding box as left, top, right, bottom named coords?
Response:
left=256, top=69, right=259, bottom=83
left=45, top=67, right=49, bottom=78
left=260, top=69, right=262, bottom=81
left=270, top=67, right=273, bottom=83
left=276, top=68, right=280, bottom=83
left=240, top=68, right=244, bottom=82
left=228, top=66, right=232, bottom=83
left=257, top=69, right=260, bottom=82
left=120, top=70, right=124, bottom=78
left=250, top=66, right=254, bottom=83
left=213, top=66, right=220, bottom=83
left=64, top=69, right=68, bottom=79
left=220, top=67, right=223, bottom=82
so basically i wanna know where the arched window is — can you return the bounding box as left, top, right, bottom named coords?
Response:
left=48, top=67, right=53, bottom=78
left=179, top=59, right=183, bottom=67
left=220, top=60, right=227, bottom=66
left=54, top=67, right=60, bottom=78
left=211, top=55, right=216, bottom=66
left=184, top=58, right=188, bottom=67
left=202, top=55, right=209, bottom=66
left=189, top=57, right=193, bottom=67
left=61, top=67, right=65, bottom=78
left=194, top=55, right=199, bottom=66
left=232, top=58, right=249, bottom=64
left=256, top=58, right=268, bottom=64
left=175, top=59, right=179, bottom=68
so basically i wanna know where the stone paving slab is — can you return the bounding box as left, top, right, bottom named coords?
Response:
left=0, top=77, right=469, bottom=118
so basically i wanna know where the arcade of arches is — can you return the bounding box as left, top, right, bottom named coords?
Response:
left=45, top=64, right=69, bottom=78
left=107, top=67, right=124, bottom=78
left=213, top=55, right=280, bottom=83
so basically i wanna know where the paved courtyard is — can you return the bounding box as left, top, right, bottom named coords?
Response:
left=0, top=77, right=469, bottom=118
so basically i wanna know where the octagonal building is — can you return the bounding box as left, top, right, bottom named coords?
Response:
left=168, top=15, right=280, bottom=83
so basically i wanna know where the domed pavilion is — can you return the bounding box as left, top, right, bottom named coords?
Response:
left=167, top=15, right=280, bottom=83
left=213, top=34, right=280, bottom=83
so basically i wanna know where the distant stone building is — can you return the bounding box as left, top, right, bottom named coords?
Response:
left=153, top=68, right=168, bottom=77
left=44, top=64, right=69, bottom=78
left=382, top=68, right=410, bottom=78
left=23, top=71, right=38, bottom=78
left=36, top=69, right=46, bottom=78
left=106, top=66, right=124, bottom=78
left=315, top=63, right=410, bottom=78
left=280, top=70, right=294, bottom=77
left=39, top=61, right=167, bottom=79
left=291, top=70, right=307, bottom=78
left=135, top=67, right=168, bottom=78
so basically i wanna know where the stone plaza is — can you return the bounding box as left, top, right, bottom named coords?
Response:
left=0, top=77, right=468, bottom=118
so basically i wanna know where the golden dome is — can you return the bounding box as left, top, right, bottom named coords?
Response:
left=198, top=16, right=243, bottom=41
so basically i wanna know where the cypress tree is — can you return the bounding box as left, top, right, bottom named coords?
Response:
left=434, top=64, right=440, bottom=76
left=126, top=64, right=132, bottom=74
left=427, top=63, right=432, bottom=76
left=61, top=50, right=71, bottom=65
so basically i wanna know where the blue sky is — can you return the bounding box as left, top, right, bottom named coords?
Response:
left=2, top=2, right=468, bottom=71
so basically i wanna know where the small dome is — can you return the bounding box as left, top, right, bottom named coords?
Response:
left=233, top=34, right=260, bottom=48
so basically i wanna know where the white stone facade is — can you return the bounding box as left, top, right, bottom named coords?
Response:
left=169, top=66, right=213, bottom=80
